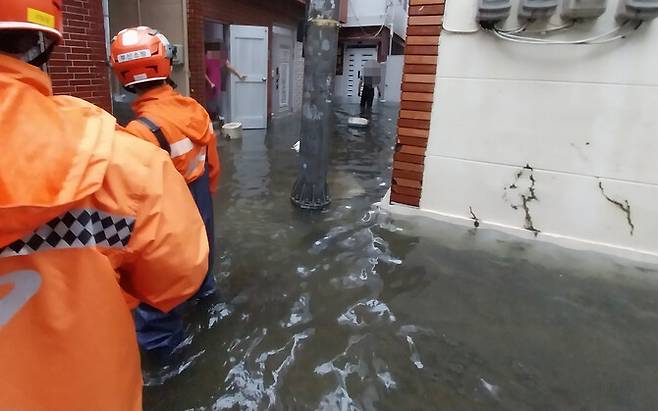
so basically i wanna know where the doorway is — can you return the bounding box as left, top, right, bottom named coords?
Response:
left=229, top=25, right=269, bottom=129
left=204, top=20, right=229, bottom=122
left=272, top=26, right=295, bottom=118
left=344, top=46, right=378, bottom=104
left=204, top=23, right=269, bottom=129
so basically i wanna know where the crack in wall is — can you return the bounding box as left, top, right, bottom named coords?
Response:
left=598, top=181, right=635, bottom=236
left=504, top=164, right=540, bottom=237
left=469, top=206, right=480, bottom=228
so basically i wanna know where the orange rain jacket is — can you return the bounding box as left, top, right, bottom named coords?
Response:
left=0, top=55, right=209, bottom=411
left=125, top=85, right=221, bottom=193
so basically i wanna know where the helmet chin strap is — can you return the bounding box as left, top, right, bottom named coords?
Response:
left=22, top=33, right=56, bottom=68
left=27, top=41, right=56, bottom=67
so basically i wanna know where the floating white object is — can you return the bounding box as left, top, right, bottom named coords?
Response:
left=222, top=122, right=243, bottom=140
left=291, top=141, right=300, bottom=152
left=348, top=117, right=369, bottom=128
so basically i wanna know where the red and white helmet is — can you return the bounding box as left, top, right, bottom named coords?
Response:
left=110, top=26, right=174, bottom=88
left=0, top=0, right=64, bottom=43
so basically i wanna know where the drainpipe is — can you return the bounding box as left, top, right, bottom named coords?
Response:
left=102, top=0, right=111, bottom=109
left=389, top=1, right=395, bottom=55
left=182, top=0, right=191, bottom=95
left=102, top=0, right=110, bottom=51
left=136, top=0, right=143, bottom=25
left=290, top=0, right=341, bottom=210
left=389, top=23, right=394, bottom=55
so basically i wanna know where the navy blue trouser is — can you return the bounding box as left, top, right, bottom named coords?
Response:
left=133, top=167, right=216, bottom=354
left=360, top=84, right=375, bottom=113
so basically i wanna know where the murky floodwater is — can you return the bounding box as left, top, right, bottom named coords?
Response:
left=143, top=104, right=658, bottom=411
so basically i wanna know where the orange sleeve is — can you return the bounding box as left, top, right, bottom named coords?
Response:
left=124, top=120, right=160, bottom=147
left=207, top=125, right=221, bottom=194
left=120, top=148, right=209, bottom=313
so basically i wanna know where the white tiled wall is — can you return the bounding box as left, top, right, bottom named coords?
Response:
left=406, top=0, right=658, bottom=263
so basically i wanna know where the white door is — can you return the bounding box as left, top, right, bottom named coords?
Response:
left=230, top=25, right=269, bottom=129
left=278, top=48, right=291, bottom=111
left=272, top=26, right=294, bottom=116
left=344, top=47, right=378, bottom=103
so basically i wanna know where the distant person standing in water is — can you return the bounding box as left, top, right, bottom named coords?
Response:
left=359, top=60, right=382, bottom=117
left=205, top=42, right=247, bottom=121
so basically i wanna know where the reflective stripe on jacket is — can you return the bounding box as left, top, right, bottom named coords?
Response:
left=125, top=84, right=221, bottom=192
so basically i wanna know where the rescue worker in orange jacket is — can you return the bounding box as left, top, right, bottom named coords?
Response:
left=109, top=27, right=221, bottom=355
left=0, top=2, right=209, bottom=411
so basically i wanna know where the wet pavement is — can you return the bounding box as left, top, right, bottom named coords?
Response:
left=142, top=103, right=658, bottom=411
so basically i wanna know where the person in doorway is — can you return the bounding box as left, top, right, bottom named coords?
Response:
left=359, top=60, right=382, bottom=117
left=205, top=42, right=246, bottom=121
left=0, top=3, right=209, bottom=410
left=110, top=26, right=221, bottom=356
left=359, top=77, right=376, bottom=115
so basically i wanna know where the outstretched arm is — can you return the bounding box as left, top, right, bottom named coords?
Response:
left=226, top=60, right=247, bottom=80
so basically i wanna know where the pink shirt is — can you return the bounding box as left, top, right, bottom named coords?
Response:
left=205, top=57, right=224, bottom=97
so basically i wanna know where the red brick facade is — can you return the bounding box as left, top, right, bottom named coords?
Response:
left=391, top=0, right=444, bottom=207
left=50, top=0, right=111, bottom=112
left=187, top=0, right=305, bottom=108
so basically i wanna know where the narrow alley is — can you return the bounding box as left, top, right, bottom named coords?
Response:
left=3, top=1, right=658, bottom=411
left=141, top=103, right=658, bottom=411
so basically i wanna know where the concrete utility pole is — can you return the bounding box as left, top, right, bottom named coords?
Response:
left=291, top=0, right=340, bottom=210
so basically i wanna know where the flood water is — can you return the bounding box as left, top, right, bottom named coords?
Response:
left=143, top=104, right=658, bottom=411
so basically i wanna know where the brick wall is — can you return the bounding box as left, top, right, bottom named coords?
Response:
left=187, top=0, right=305, bottom=107
left=390, top=0, right=444, bottom=207
left=49, top=0, right=111, bottom=112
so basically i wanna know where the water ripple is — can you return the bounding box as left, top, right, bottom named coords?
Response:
left=337, top=299, right=397, bottom=329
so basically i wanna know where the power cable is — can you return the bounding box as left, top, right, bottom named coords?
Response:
left=496, top=21, right=574, bottom=35
left=522, top=21, right=575, bottom=34
left=348, top=0, right=394, bottom=39
left=488, top=20, right=642, bottom=45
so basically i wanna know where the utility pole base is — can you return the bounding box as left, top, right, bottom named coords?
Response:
left=291, top=180, right=331, bottom=210
left=290, top=0, right=340, bottom=211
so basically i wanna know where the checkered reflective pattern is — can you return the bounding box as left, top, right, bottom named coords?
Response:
left=0, top=209, right=136, bottom=258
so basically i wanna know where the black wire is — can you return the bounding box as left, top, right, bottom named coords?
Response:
left=480, top=22, right=494, bottom=31
left=491, top=19, right=642, bottom=45
left=29, top=42, right=56, bottom=68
